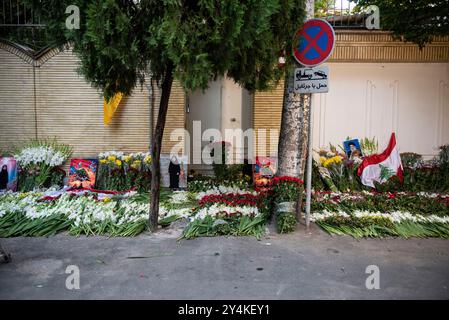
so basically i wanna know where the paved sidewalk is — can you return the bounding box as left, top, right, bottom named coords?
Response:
left=1, top=224, right=448, bottom=299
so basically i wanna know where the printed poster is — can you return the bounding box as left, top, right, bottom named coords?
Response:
left=160, top=155, right=188, bottom=189
left=0, top=157, right=18, bottom=192
left=68, top=158, right=98, bottom=189
left=253, top=156, right=277, bottom=188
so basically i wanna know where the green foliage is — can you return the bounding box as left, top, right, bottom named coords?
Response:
left=312, top=191, right=449, bottom=217
left=0, top=192, right=152, bottom=237
left=314, top=0, right=335, bottom=17
left=180, top=215, right=266, bottom=240
left=270, top=177, right=302, bottom=233
left=15, top=138, right=72, bottom=191
left=313, top=191, right=449, bottom=238
left=187, top=176, right=216, bottom=193
left=353, top=0, right=449, bottom=48
left=401, top=152, right=422, bottom=169
left=0, top=211, right=73, bottom=237
left=315, top=142, right=449, bottom=193
left=438, top=145, right=449, bottom=169
left=276, top=212, right=297, bottom=233
left=360, top=137, right=378, bottom=156
left=22, top=0, right=306, bottom=99
left=187, top=174, right=252, bottom=192
left=95, top=153, right=152, bottom=192
left=211, top=142, right=251, bottom=185
left=316, top=217, right=449, bottom=239
left=272, top=180, right=301, bottom=203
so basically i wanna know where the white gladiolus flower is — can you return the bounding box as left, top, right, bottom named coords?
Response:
left=15, top=146, right=67, bottom=167
left=170, top=191, right=189, bottom=204
left=191, top=203, right=260, bottom=221
left=310, top=210, right=449, bottom=225
left=98, top=151, right=125, bottom=160
left=159, top=206, right=192, bottom=219
left=195, top=186, right=256, bottom=200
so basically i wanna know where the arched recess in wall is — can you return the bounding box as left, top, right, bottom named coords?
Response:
left=0, top=39, right=62, bottom=67
left=0, top=39, right=186, bottom=160
left=0, top=39, right=61, bottom=153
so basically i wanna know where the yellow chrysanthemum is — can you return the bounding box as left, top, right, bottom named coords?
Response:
left=115, top=159, right=122, bottom=166
left=123, top=155, right=132, bottom=163
left=323, top=156, right=343, bottom=167
left=144, top=156, right=151, bottom=164
left=99, top=159, right=107, bottom=164
left=107, top=155, right=116, bottom=162
left=319, top=156, right=327, bottom=165
left=131, top=160, right=141, bottom=169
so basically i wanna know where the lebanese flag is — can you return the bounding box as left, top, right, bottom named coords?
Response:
left=357, top=133, right=403, bottom=188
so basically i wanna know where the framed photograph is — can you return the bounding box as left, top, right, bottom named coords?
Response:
left=68, top=159, right=98, bottom=189
left=0, top=157, right=18, bottom=192
left=343, top=139, right=363, bottom=160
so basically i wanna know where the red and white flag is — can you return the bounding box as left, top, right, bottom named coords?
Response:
left=357, top=133, right=403, bottom=188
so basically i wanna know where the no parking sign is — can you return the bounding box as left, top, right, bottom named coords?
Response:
left=291, top=19, right=336, bottom=229
left=292, top=19, right=335, bottom=67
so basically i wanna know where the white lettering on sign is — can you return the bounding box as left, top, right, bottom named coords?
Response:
left=365, top=5, right=380, bottom=30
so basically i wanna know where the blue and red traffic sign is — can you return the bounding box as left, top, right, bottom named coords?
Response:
left=292, top=19, right=335, bottom=67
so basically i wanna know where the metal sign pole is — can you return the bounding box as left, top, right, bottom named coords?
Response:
left=305, top=93, right=313, bottom=229
left=292, top=17, right=335, bottom=231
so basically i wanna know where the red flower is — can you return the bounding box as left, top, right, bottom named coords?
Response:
left=271, top=176, right=304, bottom=185
left=387, top=193, right=396, bottom=199
left=198, top=193, right=260, bottom=207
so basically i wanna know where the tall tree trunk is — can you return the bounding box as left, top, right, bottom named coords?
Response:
left=149, top=64, right=174, bottom=231
left=277, top=0, right=314, bottom=220
left=277, top=0, right=314, bottom=179
left=277, top=65, right=309, bottom=178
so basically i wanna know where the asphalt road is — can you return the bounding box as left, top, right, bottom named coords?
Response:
left=1, top=223, right=448, bottom=299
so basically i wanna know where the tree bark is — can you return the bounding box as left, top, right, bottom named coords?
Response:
left=277, top=0, right=314, bottom=178
left=277, top=64, right=311, bottom=178
left=277, top=64, right=304, bottom=177
left=277, top=0, right=314, bottom=221
left=149, top=64, right=174, bottom=232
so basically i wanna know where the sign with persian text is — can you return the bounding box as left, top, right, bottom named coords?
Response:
left=294, top=65, right=329, bottom=94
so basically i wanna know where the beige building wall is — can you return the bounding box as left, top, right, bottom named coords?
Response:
left=253, top=31, right=449, bottom=158
left=0, top=47, right=36, bottom=153
left=312, top=62, right=449, bottom=158
left=253, top=80, right=284, bottom=158
left=0, top=43, right=186, bottom=163
left=2, top=30, right=449, bottom=167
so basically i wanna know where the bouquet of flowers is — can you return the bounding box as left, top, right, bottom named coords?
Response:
left=97, top=151, right=152, bottom=192
left=180, top=187, right=269, bottom=240
left=270, top=176, right=303, bottom=234
left=14, top=138, right=72, bottom=191
left=315, top=143, right=363, bottom=192
left=97, top=151, right=125, bottom=190
left=122, top=152, right=152, bottom=192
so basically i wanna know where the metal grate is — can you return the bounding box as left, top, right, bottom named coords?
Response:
left=317, top=0, right=367, bottom=29
left=0, top=0, right=44, bottom=27
left=0, top=0, right=48, bottom=51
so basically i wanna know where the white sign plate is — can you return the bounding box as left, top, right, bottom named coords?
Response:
left=294, top=66, right=329, bottom=93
